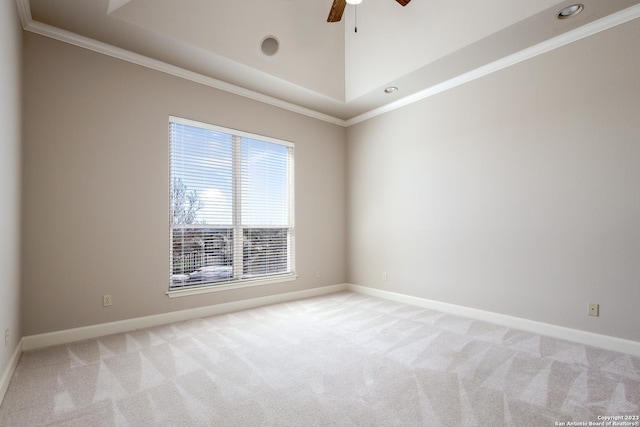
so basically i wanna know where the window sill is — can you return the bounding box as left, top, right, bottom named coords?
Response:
left=165, top=274, right=298, bottom=298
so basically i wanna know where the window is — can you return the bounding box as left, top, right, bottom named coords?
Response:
left=169, top=116, right=295, bottom=291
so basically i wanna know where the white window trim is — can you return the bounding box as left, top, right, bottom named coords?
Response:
left=168, top=116, right=296, bottom=295
left=166, top=273, right=298, bottom=298
left=170, top=116, right=295, bottom=149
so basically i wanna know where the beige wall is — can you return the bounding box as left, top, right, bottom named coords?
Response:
left=347, top=19, right=640, bottom=342
left=21, top=33, right=347, bottom=335
left=19, top=10, right=640, bottom=345
left=0, top=0, right=22, bottom=372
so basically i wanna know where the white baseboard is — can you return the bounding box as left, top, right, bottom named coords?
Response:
left=22, top=284, right=349, bottom=351
left=18, top=281, right=640, bottom=357
left=0, top=338, right=23, bottom=407
left=347, top=284, right=640, bottom=357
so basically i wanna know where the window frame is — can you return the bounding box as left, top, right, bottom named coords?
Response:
left=167, top=116, right=296, bottom=298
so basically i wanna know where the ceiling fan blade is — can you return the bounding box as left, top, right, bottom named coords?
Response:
left=327, top=0, right=347, bottom=22
left=396, top=0, right=411, bottom=5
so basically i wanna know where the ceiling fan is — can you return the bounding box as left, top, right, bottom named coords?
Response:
left=327, top=0, right=412, bottom=23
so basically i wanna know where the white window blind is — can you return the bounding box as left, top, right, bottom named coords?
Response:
left=169, top=116, right=294, bottom=289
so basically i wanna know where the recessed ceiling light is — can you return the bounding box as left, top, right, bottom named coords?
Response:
left=384, top=87, right=398, bottom=94
left=557, top=4, right=583, bottom=19
left=346, top=0, right=363, bottom=4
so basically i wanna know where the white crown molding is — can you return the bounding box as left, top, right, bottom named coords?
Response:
left=16, top=0, right=347, bottom=127
left=14, top=0, right=640, bottom=126
left=15, top=0, right=31, bottom=27
left=346, top=2, right=640, bottom=126
left=348, top=284, right=640, bottom=358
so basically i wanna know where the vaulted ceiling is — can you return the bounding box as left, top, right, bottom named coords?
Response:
left=20, top=0, right=640, bottom=124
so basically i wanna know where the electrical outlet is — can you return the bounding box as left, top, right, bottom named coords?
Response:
left=103, top=295, right=112, bottom=307
left=588, top=303, right=599, bottom=317
left=382, top=272, right=387, bottom=281
left=4, top=329, right=8, bottom=347
left=315, top=271, right=320, bottom=279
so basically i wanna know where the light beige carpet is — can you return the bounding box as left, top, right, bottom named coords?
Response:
left=1, top=291, right=639, bottom=426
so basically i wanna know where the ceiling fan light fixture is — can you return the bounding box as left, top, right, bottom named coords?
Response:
left=557, top=4, right=583, bottom=19
left=328, top=0, right=409, bottom=23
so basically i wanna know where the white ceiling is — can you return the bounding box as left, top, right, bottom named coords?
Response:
left=21, top=0, right=640, bottom=123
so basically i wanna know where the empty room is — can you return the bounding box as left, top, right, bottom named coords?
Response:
left=1, top=0, right=640, bottom=425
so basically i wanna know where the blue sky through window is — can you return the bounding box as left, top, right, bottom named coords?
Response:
left=171, top=122, right=290, bottom=227
left=242, top=138, right=289, bottom=226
